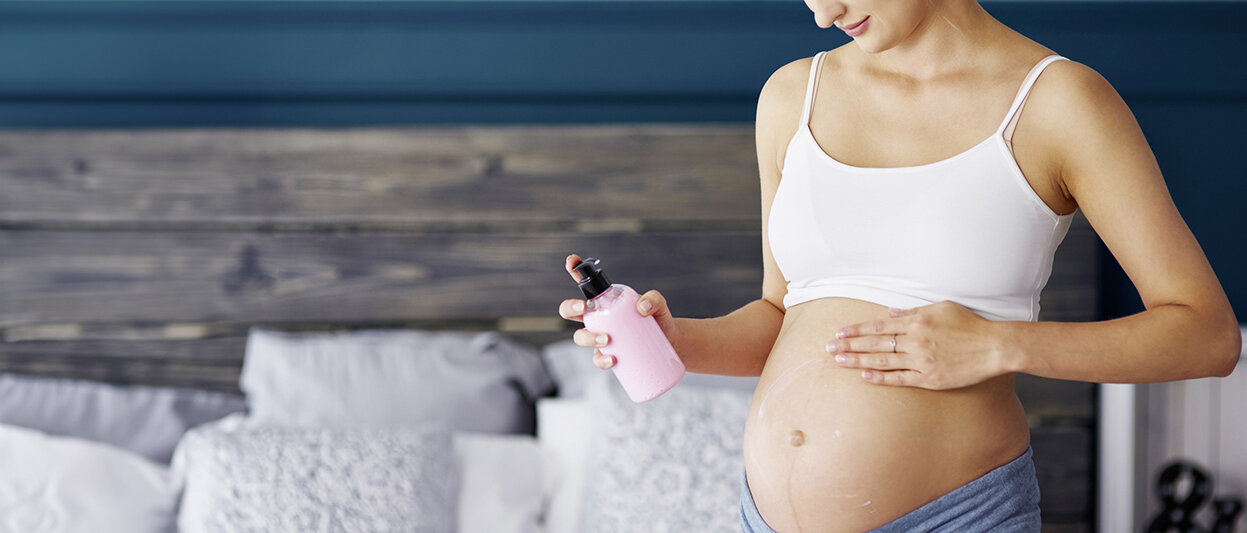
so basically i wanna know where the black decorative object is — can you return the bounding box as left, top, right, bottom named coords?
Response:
left=1148, top=460, right=1244, bottom=533
left=1148, top=461, right=1212, bottom=533
left=1211, top=498, right=1243, bottom=533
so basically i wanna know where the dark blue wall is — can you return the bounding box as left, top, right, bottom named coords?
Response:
left=0, top=1, right=1243, bottom=320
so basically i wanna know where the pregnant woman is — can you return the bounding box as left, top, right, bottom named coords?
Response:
left=559, top=1, right=1240, bottom=531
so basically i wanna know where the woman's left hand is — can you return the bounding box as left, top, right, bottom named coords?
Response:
left=827, top=301, right=1011, bottom=390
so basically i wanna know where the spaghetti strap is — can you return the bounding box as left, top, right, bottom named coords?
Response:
left=799, top=51, right=829, bottom=127
left=999, top=54, right=1069, bottom=141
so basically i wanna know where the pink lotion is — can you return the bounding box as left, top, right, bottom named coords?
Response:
left=574, top=257, right=685, bottom=402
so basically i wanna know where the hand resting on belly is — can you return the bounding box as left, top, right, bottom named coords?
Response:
left=742, top=297, right=1030, bottom=533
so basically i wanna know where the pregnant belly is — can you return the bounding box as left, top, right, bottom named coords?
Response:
left=742, top=298, right=1031, bottom=533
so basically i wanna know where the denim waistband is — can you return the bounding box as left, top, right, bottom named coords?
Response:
left=740, top=446, right=1041, bottom=533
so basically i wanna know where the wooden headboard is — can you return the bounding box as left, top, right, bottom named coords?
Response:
left=0, top=126, right=767, bottom=393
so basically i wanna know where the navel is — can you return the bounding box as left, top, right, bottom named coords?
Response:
left=789, top=429, right=806, bottom=447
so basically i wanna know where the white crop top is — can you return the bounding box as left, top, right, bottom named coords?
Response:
left=767, top=52, right=1076, bottom=322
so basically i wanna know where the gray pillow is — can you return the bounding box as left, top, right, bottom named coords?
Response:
left=540, top=339, right=599, bottom=398
left=240, top=328, right=555, bottom=434
left=174, top=421, right=458, bottom=533
left=578, top=372, right=752, bottom=532
left=0, top=373, right=246, bottom=464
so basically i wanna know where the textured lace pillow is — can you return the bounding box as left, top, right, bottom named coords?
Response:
left=579, top=372, right=752, bottom=532
left=175, top=422, right=458, bottom=533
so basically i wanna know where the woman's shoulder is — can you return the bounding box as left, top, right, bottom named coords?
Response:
left=1011, top=51, right=1142, bottom=205
left=1019, top=54, right=1133, bottom=148
left=753, top=52, right=830, bottom=179
left=1030, top=57, right=1123, bottom=112
left=756, top=43, right=857, bottom=108
left=757, top=55, right=813, bottom=105
left=754, top=45, right=857, bottom=162
left=754, top=55, right=814, bottom=149
left=987, top=31, right=1119, bottom=118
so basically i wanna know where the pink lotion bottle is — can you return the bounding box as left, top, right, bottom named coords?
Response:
left=573, top=257, right=685, bottom=403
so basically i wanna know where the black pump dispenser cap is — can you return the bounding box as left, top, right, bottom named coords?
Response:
left=573, top=257, right=612, bottom=299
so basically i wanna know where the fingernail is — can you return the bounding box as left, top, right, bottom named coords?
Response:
left=835, top=330, right=846, bottom=339
left=596, top=334, right=608, bottom=346
left=638, top=299, right=653, bottom=314
left=862, top=371, right=874, bottom=380
left=835, top=355, right=847, bottom=364
left=573, top=301, right=584, bottom=313
left=604, top=355, right=615, bottom=367
left=826, top=342, right=838, bottom=353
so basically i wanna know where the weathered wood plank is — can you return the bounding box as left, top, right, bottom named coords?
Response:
left=0, top=126, right=760, bottom=230
left=0, top=356, right=246, bottom=395
left=0, top=230, right=764, bottom=329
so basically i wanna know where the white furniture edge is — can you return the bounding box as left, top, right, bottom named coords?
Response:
left=1099, top=382, right=1144, bottom=532
left=1099, top=325, right=1247, bottom=531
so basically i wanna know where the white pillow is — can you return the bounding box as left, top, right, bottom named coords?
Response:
left=454, top=433, right=543, bottom=533
left=240, top=328, right=554, bottom=434
left=174, top=419, right=459, bottom=533
left=578, top=372, right=752, bottom=532
left=536, top=397, right=593, bottom=533
left=0, top=423, right=178, bottom=533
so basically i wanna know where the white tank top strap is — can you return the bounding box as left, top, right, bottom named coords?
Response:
left=999, top=54, right=1070, bottom=141
left=799, top=51, right=830, bottom=127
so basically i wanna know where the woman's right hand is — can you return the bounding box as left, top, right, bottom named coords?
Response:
left=558, top=254, right=677, bottom=370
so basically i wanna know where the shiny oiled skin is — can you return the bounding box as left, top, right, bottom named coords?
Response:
left=741, top=297, right=1031, bottom=533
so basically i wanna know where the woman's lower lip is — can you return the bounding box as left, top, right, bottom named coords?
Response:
left=843, top=16, right=869, bottom=37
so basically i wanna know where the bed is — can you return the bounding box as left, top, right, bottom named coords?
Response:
left=0, top=125, right=1099, bottom=531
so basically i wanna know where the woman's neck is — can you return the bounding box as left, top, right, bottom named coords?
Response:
left=863, top=1, right=1002, bottom=82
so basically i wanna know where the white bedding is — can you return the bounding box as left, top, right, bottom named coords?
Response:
left=0, top=424, right=178, bottom=533
left=0, top=334, right=757, bottom=533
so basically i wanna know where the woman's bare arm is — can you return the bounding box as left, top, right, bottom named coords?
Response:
left=830, top=61, right=1239, bottom=389
left=670, top=58, right=810, bottom=377
left=670, top=300, right=784, bottom=376
left=998, top=61, right=1240, bottom=382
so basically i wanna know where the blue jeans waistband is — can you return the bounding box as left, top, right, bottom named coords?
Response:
left=740, top=446, right=1041, bottom=533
